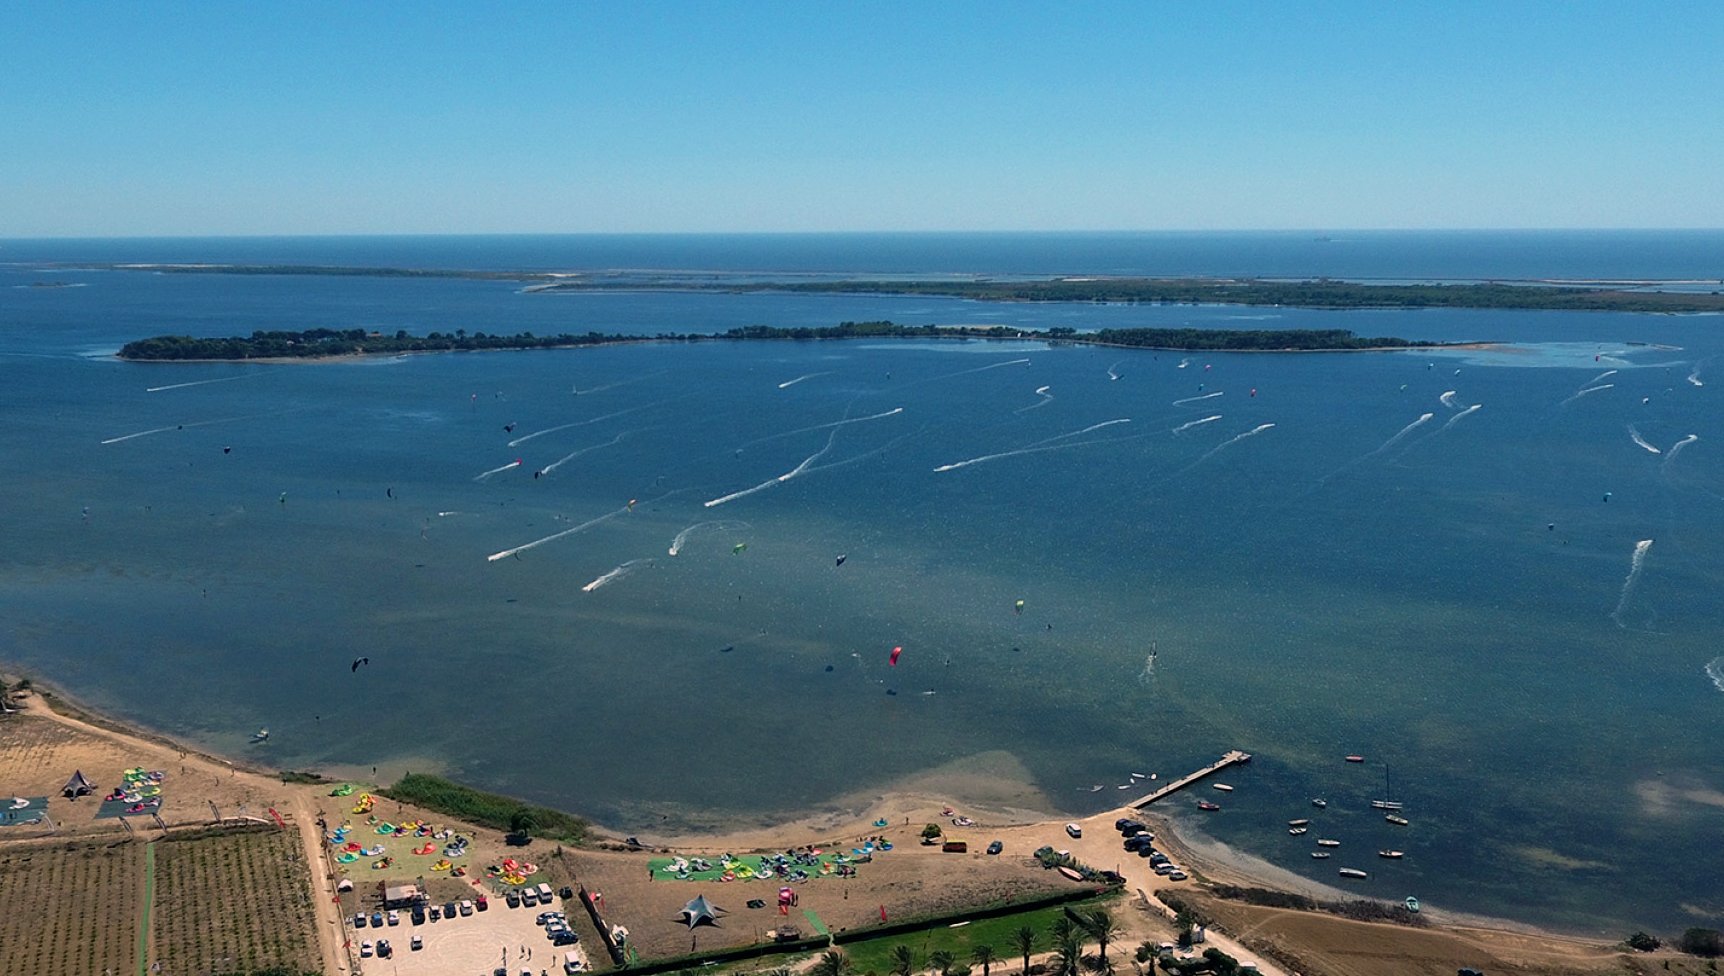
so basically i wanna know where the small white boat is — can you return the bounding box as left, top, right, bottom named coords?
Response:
left=250, top=728, right=270, bottom=742
left=1370, top=799, right=1405, bottom=811
left=1317, top=838, right=1340, bottom=847
left=1338, top=868, right=1368, bottom=879
left=1310, top=851, right=1330, bottom=859
left=1288, top=827, right=1308, bottom=836
left=1379, top=850, right=1405, bottom=859
left=1310, top=798, right=1328, bottom=809
left=1385, top=814, right=1410, bottom=826
left=1287, top=819, right=1311, bottom=828
left=1212, top=783, right=1234, bottom=792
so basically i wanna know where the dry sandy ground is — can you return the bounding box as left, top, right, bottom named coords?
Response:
left=3, top=690, right=1704, bottom=976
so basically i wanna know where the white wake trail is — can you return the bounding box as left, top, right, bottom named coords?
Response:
left=1439, top=390, right=1458, bottom=409
left=1171, top=415, right=1222, bottom=434
left=733, top=407, right=904, bottom=453
left=146, top=374, right=258, bottom=393
left=1610, top=539, right=1655, bottom=629
left=572, top=369, right=668, bottom=396
left=1107, top=362, right=1122, bottom=381
left=1706, top=657, right=1724, bottom=693
left=1172, top=391, right=1223, bottom=406
left=101, top=413, right=261, bottom=444
left=668, top=520, right=749, bottom=556
left=778, top=372, right=830, bottom=389
left=1628, top=425, right=1662, bottom=454
left=486, top=502, right=638, bottom=562
left=473, top=459, right=523, bottom=482
left=539, top=433, right=627, bottom=477
left=1015, top=387, right=1055, bottom=414
left=582, top=558, right=653, bottom=592
left=935, top=419, right=1133, bottom=473
left=1177, top=358, right=1191, bottom=369
left=1377, top=412, right=1435, bottom=452
left=508, top=401, right=666, bottom=447
left=1560, top=383, right=1614, bottom=406
left=1438, top=403, right=1482, bottom=432
left=1688, top=364, right=1705, bottom=387
left=1662, top=434, right=1699, bottom=473
left=706, top=425, right=843, bottom=507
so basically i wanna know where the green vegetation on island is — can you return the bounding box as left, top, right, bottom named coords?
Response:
left=78, top=262, right=1724, bottom=311
left=744, top=276, right=1724, bottom=312
left=379, top=773, right=590, bottom=845
left=118, top=321, right=1442, bottom=361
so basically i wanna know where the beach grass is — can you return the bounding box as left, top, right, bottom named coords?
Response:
left=380, top=772, right=589, bottom=844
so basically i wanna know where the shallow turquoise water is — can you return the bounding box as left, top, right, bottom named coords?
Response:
left=2, top=262, right=1722, bottom=932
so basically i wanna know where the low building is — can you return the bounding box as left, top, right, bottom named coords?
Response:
left=383, top=883, right=425, bottom=908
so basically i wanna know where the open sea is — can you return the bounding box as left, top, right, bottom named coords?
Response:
left=2, top=231, right=1722, bottom=933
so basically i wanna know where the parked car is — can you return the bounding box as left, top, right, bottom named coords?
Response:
left=411, top=906, right=425, bottom=925
left=986, top=840, right=1003, bottom=855
left=552, top=930, right=578, bottom=946
left=359, top=940, right=373, bottom=958
left=352, top=913, right=367, bottom=929
left=459, top=899, right=474, bottom=916
left=537, top=911, right=564, bottom=925
left=428, top=905, right=442, bottom=921
left=370, top=912, right=383, bottom=928
left=505, top=889, right=521, bottom=908
left=410, top=934, right=423, bottom=951
left=377, top=939, right=392, bottom=958
left=1136, top=845, right=1156, bottom=858
left=444, top=901, right=458, bottom=919
left=1065, top=823, right=1082, bottom=838
left=386, top=910, right=400, bottom=926
left=521, top=888, right=539, bottom=907
left=476, top=893, right=489, bottom=911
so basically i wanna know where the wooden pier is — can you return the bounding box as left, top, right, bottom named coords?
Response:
left=1129, top=750, right=1252, bottom=809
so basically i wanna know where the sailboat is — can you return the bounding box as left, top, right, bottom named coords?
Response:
left=251, top=728, right=270, bottom=742
left=1370, top=764, right=1404, bottom=811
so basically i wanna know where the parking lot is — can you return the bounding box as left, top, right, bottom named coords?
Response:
left=352, top=896, right=577, bottom=976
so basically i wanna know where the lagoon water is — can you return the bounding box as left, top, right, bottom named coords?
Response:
left=3, top=232, right=1723, bottom=932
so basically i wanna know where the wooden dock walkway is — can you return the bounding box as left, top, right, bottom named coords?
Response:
left=1130, top=750, right=1252, bottom=808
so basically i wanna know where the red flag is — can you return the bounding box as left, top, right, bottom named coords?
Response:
left=879, top=904, right=888, bottom=921
left=888, top=646, right=902, bottom=666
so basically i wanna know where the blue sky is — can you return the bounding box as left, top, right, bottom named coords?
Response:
left=4, top=2, right=1722, bottom=235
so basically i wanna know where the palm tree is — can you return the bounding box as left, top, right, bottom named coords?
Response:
left=929, top=949, right=955, bottom=976
left=1050, top=917, right=1085, bottom=976
left=971, top=944, right=996, bottom=976
left=1013, top=925, right=1038, bottom=976
left=890, top=945, right=917, bottom=976
left=812, top=950, right=854, bottom=976
left=1083, top=909, right=1122, bottom=974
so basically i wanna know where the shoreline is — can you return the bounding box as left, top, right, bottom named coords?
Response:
left=3, top=665, right=1621, bottom=948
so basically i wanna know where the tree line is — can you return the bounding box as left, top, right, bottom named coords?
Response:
left=118, top=321, right=1435, bottom=361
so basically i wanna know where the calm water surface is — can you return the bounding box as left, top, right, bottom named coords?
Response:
left=1, top=236, right=1722, bottom=932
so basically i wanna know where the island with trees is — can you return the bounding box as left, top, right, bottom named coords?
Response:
left=73, top=261, right=1724, bottom=312
left=117, top=321, right=1451, bottom=361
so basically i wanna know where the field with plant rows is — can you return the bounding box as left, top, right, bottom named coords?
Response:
left=152, top=825, right=321, bottom=975
left=0, top=838, right=142, bottom=976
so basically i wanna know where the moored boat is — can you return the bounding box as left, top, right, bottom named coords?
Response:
left=1404, top=895, right=1420, bottom=913
left=1370, top=799, right=1405, bottom=811
left=1345, top=755, right=1364, bottom=763
left=1287, top=819, right=1310, bottom=827
left=1288, top=827, right=1308, bottom=836
left=1310, top=798, right=1328, bottom=809
left=1338, top=868, right=1368, bottom=879
left=1378, top=850, right=1404, bottom=859
left=1385, top=814, right=1409, bottom=826
left=1197, top=800, right=1220, bottom=811
left=1212, top=783, right=1234, bottom=792
left=1310, top=851, right=1330, bottom=859
left=1317, top=838, right=1340, bottom=847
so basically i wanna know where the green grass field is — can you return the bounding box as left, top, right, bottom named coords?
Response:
left=836, top=895, right=1118, bottom=976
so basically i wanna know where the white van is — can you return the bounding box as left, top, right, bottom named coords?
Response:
left=563, top=949, right=586, bottom=973
left=536, top=882, right=555, bottom=904
left=1064, top=823, right=1082, bottom=838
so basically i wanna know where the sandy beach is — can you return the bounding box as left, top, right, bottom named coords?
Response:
left=6, top=671, right=1712, bottom=976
